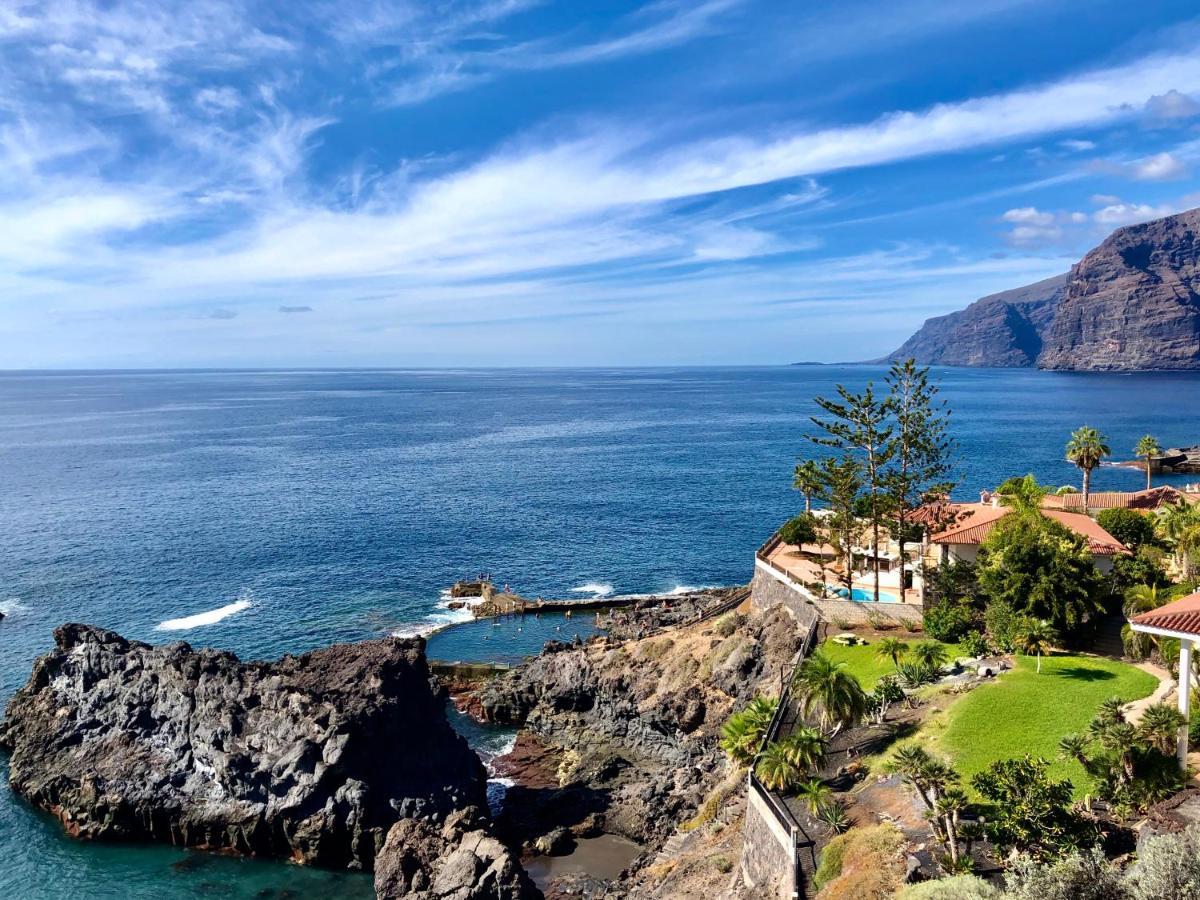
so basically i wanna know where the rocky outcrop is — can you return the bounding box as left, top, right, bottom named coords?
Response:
left=886, top=207, right=1200, bottom=371
left=882, top=274, right=1066, bottom=367
left=1040, top=208, right=1200, bottom=370
left=374, top=809, right=539, bottom=900
left=476, top=606, right=802, bottom=852
left=0, top=624, right=487, bottom=872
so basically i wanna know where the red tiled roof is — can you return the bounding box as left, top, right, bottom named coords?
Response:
left=930, top=503, right=1129, bottom=555
left=1131, top=592, right=1200, bottom=637
left=1053, top=486, right=1187, bottom=512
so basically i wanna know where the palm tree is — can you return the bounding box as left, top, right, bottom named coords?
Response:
left=1157, top=502, right=1200, bottom=579
left=1138, top=703, right=1187, bottom=756
left=1135, top=435, right=1162, bottom=491
left=795, top=777, right=833, bottom=815
left=754, top=741, right=801, bottom=791
left=910, top=640, right=947, bottom=672
left=1065, top=426, right=1111, bottom=509
left=875, top=637, right=909, bottom=669
left=1018, top=620, right=1057, bottom=673
left=792, top=651, right=867, bottom=735
left=934, top=787, right=969, bottom=867
left=996, top=473, right=1048, bottom=516
left=719, top=696, right=777, bottom=765
left=1123, top=583, right=1162, bottom=617
left=1057, top=733, right=1089, bottom=768
left=778, top=727, right=827, bottom=773
left=892, top=745, right=935, bottom=810
left=793, top=459, right=823, bottom=515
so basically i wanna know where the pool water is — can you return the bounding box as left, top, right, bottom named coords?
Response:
left=826, top=585, right=900, bottom=603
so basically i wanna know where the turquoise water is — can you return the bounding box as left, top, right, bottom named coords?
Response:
left=3, top=366, right=1200, bottom=896
left=826, top=585, right=900, bottom=603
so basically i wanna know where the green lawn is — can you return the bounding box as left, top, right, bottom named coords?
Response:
left=928, top=653, right=1158, bottom=796
left=820, top=637, right=959, bottom=691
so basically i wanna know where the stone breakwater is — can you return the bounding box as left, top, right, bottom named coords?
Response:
left=0, top=623, right=536, bottom=899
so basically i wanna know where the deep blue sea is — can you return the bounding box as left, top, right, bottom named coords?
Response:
left=1, top=365, right=1198, bottom=898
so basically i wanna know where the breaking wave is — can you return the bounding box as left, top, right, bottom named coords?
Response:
left=156, top=598, right=251, bottom=631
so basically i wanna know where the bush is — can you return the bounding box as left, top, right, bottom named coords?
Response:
left=779, top=513, right=818, bottom=546
left=1097, top=508, right=1158, bottom=552
left=1111, top=547, right=1169, bottom=592
left=985, top=600, right=1027, bottom=653
left=1125, top=824, right=1200, bottom=899
left=1004, top=848, right=1125, bottom=900
left=971, top=756, right=1093, bottom=857
left=896, top=876, right=1000, bottom=899
left=960, top=631, right=990, bottom=658
left=924, top=602, right=977, bottom=642
left=710, top=854, right=733, bottom=874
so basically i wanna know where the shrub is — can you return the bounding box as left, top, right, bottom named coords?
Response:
left=1004, top=847, right=1125, bottom=900
left=984, top=599, right=1027, bottom=653
left=713, top=612, right=740, bottom=638
left=960, top=631, right=990, bottom=658
left=710, top=854, right=733, bottom=874
left=1124, top=824, right=1200, bottom=900
left=924, top=602, right=976, bottom=642
left=897, top=660, right=937, bottom=687
left=971, top=756, right=1092, bottom=857
left=1097, top=508, right=1158, bottom=552
left=779, top=513, right=818, bottom=547
left=896, top=876, right=1000, bottom=899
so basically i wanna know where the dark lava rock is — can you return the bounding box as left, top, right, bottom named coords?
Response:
left=374, top=809, right=540, bottom=900
left=0, top=624, right=487, bottom=871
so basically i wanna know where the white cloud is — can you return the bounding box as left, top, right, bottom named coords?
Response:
left=1060, top=138, right=1096, bottom=151
left=1093, top=202, right=1178, bottom=227
left=1145, top=89, right=1200, bottom=120
left=1002, top=206, right=1055, bottom=226
left=1132, top=151, right=1189, bottom=181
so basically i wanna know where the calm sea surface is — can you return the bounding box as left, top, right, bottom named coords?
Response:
left=1, top=365, right=1198, bottom=897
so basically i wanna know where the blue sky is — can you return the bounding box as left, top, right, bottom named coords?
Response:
left=4, top=0, right=1200, bottom=367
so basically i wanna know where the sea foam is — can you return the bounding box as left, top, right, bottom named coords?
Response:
left=569, top=582, right=614, bottom=597
left=156, top=599, right=251, bottom=631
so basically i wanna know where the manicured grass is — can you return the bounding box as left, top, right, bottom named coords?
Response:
left=929, top=653, right=1158, bottom=797
left=820, top=637, right=959, bottom=691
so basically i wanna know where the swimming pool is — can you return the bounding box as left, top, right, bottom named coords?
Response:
left=826, top=585, right=900, bottom=603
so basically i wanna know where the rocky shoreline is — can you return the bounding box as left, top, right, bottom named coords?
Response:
left=0, top=587, right=788, bottom=899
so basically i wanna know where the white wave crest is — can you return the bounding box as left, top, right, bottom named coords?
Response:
left=0, top=598, right=28, bottom=617
left=156, top=599, right=251, bottom=631
left=569, top=582, right=614, bottom=597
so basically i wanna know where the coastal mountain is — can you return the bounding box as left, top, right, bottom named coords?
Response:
left=885, top=207, right=1200, bottom=370
left=883, top=274, right=1066, bottom=367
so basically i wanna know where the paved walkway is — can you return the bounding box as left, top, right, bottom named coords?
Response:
left=1123, top=661, right=1175, bottom=724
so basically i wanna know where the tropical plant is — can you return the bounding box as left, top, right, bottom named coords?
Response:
left=793, top=459, right=823, bottom=514
left=816, top=799, right=852, bottom=833
left=971, top=756, right=1092, bottom=858
left=778, top=726, right=827, bottom=772
left=910, top=640, right=948, bottom=671
left=923, top=601, right=976, bottom=642
left=1065, top=426, right=1111, bottom=509
left=933, top=787, right=970, bottom=869
left=754, top=740, right=801, bottom=791
left=1135, top=434, right=1162, bottom=491
left=897, top=660, right=937, bottom=687
left=796, top=776, right=833, bottom=814
left=719, top=696, right=777, bottom=765
left=865, top=675, right=905, bottom=725
left=996, top=473, right=1050, bottom=516
left=1137, top=703, right=1187, bottom=756
left=1156, top=501, right=1200, bottom=579
left=1018, top=620, right=1057, bottom=674
left=960, top=630, right=989, bottom=658
left=876, top=637, right=909, bottom=668
left=1121, top=622, right=1154, bottom=661
left=1123, top=583, right=1163, bottom=616
left=792, top=651, right=867, bottom=735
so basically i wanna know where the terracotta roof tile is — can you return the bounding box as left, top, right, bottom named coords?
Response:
left=1131, top=592, right=1200, bottom=637
left=929, top=503, right=1129, bottom=555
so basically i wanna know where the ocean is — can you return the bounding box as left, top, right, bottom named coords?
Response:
left=2, top=365, right=1199, bottom=897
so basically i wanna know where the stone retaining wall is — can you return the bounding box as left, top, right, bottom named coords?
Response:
left=751, top=563, right=922, bottom=628
left=741, top=785, right=798, bottom=899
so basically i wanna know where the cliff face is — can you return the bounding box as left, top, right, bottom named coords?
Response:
left=885, top=207, right=1200, bottom=371
left=1039, top=208, right=1200, bottom=370
left=0, top=625, right=488, bottom=872
left=884, top=274, right=1066, bottom=367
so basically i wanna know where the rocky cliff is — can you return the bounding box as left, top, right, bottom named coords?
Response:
left=0, top=625, right=489, bottom=873
left=1039, top=208, right=1200, bottom=370
left=885, top=207, right=1200, bottom=370
left=476, top=605, right=802, bottom=858
left=884, top=273, right=1066, bottom=367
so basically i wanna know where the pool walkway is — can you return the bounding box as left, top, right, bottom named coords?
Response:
left=763, top=542, right=920, bottom=605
